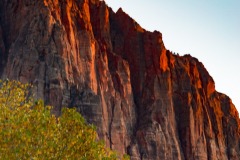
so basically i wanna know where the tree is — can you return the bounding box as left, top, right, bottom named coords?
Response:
left=0, top=80, right=128, bottom=159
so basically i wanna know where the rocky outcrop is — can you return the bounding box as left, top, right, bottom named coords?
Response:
left=0, top=0, right=239, bottom=159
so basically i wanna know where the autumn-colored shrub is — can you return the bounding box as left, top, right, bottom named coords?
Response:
left=0, top=80, right=125, bottom=159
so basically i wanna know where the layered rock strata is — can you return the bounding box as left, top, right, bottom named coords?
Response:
left=0, top=0, right=239, bottom=159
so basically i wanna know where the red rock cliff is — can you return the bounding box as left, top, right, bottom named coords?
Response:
left=0, top=0, right=239, bottom=159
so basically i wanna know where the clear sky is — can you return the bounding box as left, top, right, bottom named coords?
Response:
left=105, top=0, right=240, bottom=114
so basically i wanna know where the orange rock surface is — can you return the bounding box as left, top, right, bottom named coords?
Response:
left=0, top=0, right=239, bottom=159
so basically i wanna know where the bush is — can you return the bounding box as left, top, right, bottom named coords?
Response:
left=0, top=80, right=124, bottom=159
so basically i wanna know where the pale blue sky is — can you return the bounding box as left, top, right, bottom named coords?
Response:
left=105, top=0, right=240, bottom=113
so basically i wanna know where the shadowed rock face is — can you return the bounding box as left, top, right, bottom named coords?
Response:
left=0, top=0, right=239, bottom=159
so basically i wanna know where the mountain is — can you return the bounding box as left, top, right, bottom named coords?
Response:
left=0, top=0, right=239, bottom=159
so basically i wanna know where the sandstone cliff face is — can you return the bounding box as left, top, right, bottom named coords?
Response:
left=0, top=0, right=239, bottom=159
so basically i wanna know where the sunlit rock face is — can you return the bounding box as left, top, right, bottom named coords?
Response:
left=0, top=0, right=239, bottom=159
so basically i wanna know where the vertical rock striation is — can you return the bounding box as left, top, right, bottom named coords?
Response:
left=0, top=0, right=239, bottom=159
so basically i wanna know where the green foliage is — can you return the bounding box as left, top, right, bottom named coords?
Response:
left=0, top=80, right=126, bottom=159
left=122, top=154, right=130, bottom=160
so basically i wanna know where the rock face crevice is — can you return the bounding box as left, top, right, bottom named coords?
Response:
left=0, top=0, right=239, bottom=159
